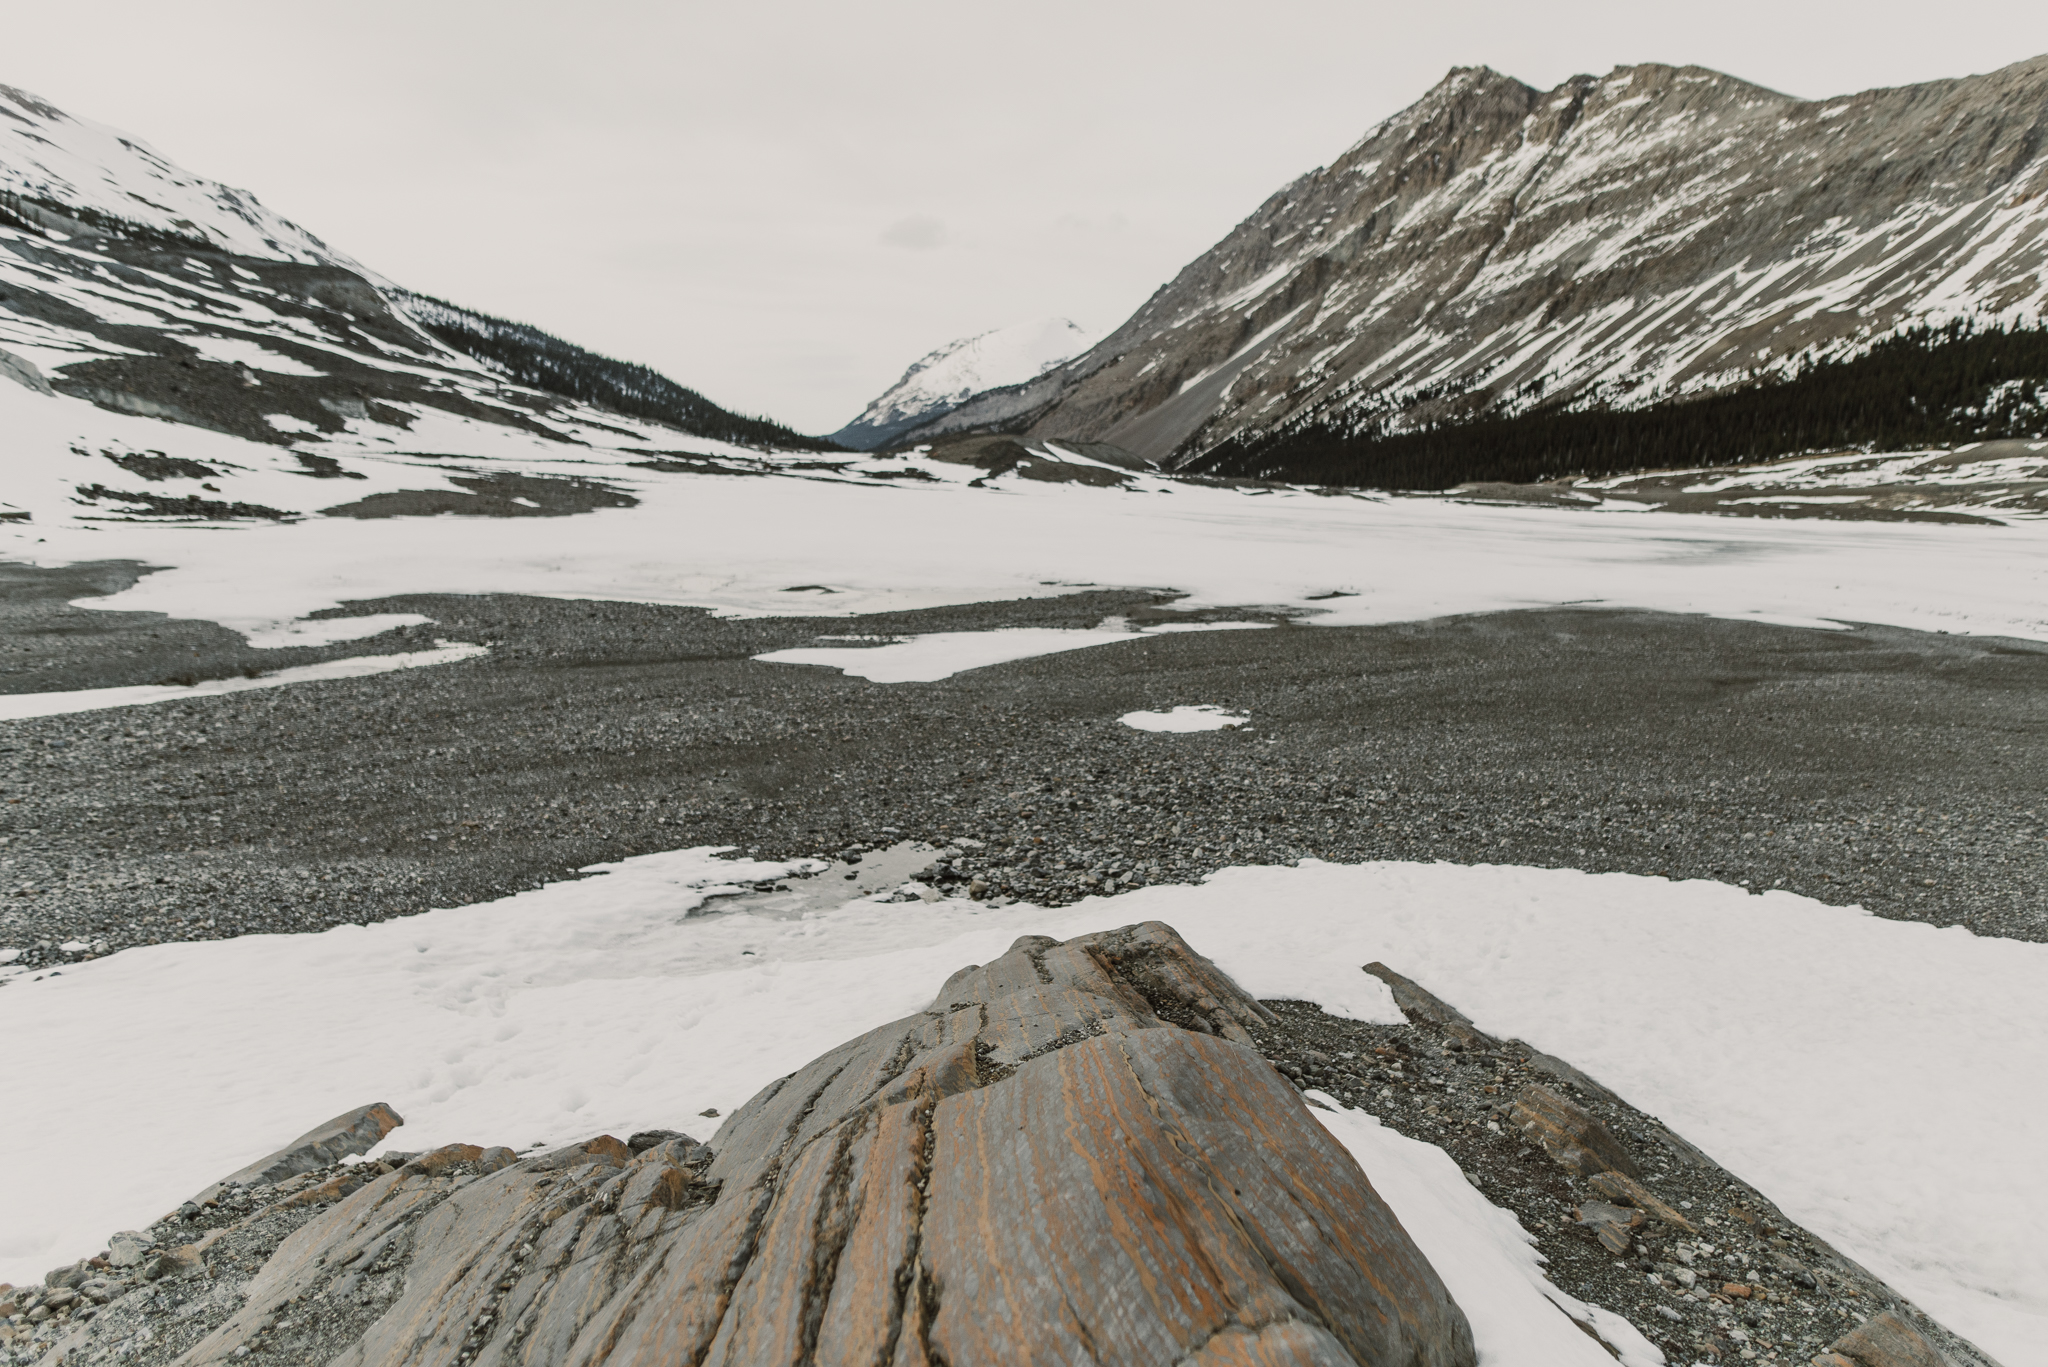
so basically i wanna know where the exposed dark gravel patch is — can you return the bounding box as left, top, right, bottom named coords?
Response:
left=1, top=578, right=2042, bottom=975
left=0, top=560, right=425, bottom=694
left=318, top=471, right=639, bottom=519
left=71, top=485, right=293, bottom=522
left=1248, top=996, right=1993, bottom=1367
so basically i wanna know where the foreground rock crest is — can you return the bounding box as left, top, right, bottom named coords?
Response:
left=52, top=922, right=1475, bottom=1366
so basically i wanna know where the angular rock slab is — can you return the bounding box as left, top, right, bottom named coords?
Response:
left=1364, top=961, right=1497, bottom=1049
left=918, top=1028, right=1468, bottom=1365
left=185, top=1101, right=404, bottom=1208
left=151, top=921, right=1475, bottom=1367
left=1818, top=1308, right=1955, bottom=1367
left=1506, top=1083, right=1641, bottom=1180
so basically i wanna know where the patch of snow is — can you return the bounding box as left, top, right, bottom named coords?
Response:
left=756, top=623, right=1271, bottom=683
left=175, top=334, right=328, bottom=376
left=1174, top=302, right=1310, bottom=396
left=1725, top=494, right=1888, bottom=505
left=0, top=858, right=2040, bottom=1363
left=0, top=82, right=371, bottom=272
left=759, top=628, right=1143, bottom=682
left=0, top=641, right=487, bottom=721
left=1119, top=704, right=1249, bottom=732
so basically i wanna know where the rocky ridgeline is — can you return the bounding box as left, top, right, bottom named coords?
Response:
left=914, top=57, right=2048, bottom=464
left=2, top=925, right=1994, bottom=1367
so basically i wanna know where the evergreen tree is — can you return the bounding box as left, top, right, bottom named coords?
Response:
left=1194, top=322, right=2048, bottom=488
left=400, top=294, right=839, bottom=451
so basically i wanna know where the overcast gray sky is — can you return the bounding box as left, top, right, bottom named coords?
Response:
left=8, top=1, right=2045, bottom=433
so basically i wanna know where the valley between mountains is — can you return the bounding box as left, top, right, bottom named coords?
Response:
left=1, top=47, right=2045, bottom=1367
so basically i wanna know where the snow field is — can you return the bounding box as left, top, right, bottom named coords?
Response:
left=9, top=429, right=2046, bottom=652
left=6, top=350, right=2046, bottom=658
left=0, top=856, right=2040, bottom=1364
left=0, top=86, right=352, bottom=269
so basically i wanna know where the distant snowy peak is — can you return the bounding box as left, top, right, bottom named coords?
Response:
left=0, top=83, right=360, bottom=271
left=831, top=317, right=1097, bottom=450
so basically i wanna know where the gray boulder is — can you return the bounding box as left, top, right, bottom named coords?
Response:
left=151, top=923, right=1477, bottom=1366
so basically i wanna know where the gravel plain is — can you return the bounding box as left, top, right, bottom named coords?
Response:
left=2, top=561, right=2043, bottom=976
left=1250, top=994, right=1995, bottom=1367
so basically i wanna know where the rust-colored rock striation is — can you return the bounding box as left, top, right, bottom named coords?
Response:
left=76, top=922, right=1474, bottom=1366
left=1818, top=1308, right=1957, bottom=1367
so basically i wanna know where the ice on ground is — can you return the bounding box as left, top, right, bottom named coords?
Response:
left=0, top=857, right=2040, bottom=1364
left=0, top=641, right=486, bottom=721
left=756, top=623, right=1268, bottom=683
left=1313, top=1100, right=1660, bottom=1367
left=8, top=428, right=2043, bottom=650
left=1120, top=704, right=1250, bottom=731
left=5, top=368, right=2047, bottom=650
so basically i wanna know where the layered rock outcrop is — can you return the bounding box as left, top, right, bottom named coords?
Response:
left=48, top=923, right=1475, bottom=1366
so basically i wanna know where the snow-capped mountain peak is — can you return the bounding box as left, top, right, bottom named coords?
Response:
left=830, top=317, right=1098, bottom=450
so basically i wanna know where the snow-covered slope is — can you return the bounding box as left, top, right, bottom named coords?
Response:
left=0, top=84, right=357, bottom=270
left=830, top=317, right=1096, bottom=450
left=920, top=57, right=2048, bottom=466
left=0, top=75, right=1094, bottom=556
left=0, top=81, right=827, bottom=540
left=3, top=71, right=2041, bottom=626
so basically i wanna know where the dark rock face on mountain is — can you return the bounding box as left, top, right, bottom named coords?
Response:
left=36, top=924, right=1477, bottom=1367
left=913, top=57, right=2048, bottom=468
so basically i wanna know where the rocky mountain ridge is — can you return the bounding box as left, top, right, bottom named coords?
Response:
left=0, top=79, right=823, bottom=520
left=908, top=56, right=2048, bottom=478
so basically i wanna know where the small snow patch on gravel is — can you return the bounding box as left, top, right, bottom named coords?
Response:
left=0, top=641, right=488, bottom=720
left=1119, top=705, right=1249, bottom=732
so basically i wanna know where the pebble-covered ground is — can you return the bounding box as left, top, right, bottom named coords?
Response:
left=1246, top=997, right=1992, bottom=1367
left=3, top=566, right=2043, bottom=976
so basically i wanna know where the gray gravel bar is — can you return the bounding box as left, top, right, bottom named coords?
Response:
left=2, top=563, right=2043, bottom=976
